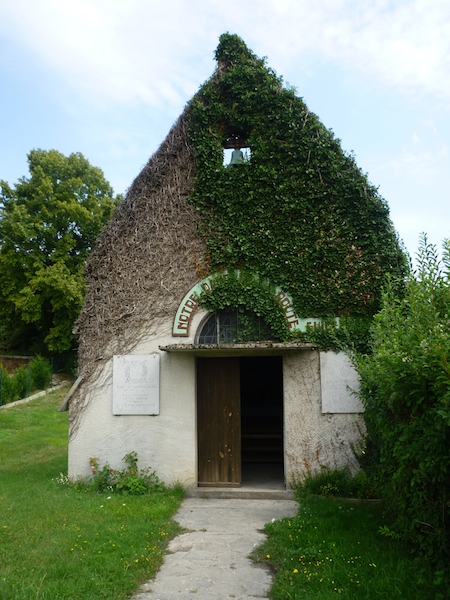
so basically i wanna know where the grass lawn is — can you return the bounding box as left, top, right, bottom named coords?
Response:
left=0, top=389, right=184, bottom=600
left=2, top=389, right=448, bottom=599
left=254, top=495, right=448, bottom=599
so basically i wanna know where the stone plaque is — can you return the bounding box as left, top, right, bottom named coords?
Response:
left=113, top=354, right=160, bottom=415
left=320, top=351, right=363, bottom=413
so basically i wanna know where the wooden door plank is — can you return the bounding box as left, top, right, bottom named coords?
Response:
left=197, top=357, right=241, bottom=486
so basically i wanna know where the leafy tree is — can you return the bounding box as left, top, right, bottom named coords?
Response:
left=0, top=149, right=120, bottom=354
left=355, top=236, right=450, bottom=565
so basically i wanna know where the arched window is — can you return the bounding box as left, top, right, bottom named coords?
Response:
left=197, top=308, right=279, bottom=344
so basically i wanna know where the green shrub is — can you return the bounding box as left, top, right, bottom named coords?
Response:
left=29, top=355, right=52, bottom=390
left=0, top=356, right=52, bottom=404
left=354, top=236, right=450, bottom=566
left=0, top=365, right=15, bottom=404
left=12, top=365, right=29, bottom=399
left=80, top=451, right=166, bottom=495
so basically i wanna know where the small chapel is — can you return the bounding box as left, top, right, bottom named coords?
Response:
left=64, top=34, right=406, bottom=490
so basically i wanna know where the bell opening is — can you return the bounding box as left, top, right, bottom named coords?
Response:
left=223, top=146, right=251, bottom=166
left=222, top=131, right=251, bottom=166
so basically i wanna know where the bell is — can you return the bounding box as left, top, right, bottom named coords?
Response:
left=229, top=148, right=245, bottom=165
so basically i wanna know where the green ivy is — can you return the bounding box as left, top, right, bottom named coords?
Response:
left=187, top=33, right=407, bottom=350
left=195, top=270, right=290, bottom=342
left=292, top=315, right=373, bottom=353
left=194, top=269, right=373, bottom=350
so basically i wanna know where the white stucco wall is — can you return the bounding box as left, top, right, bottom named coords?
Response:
left=69, top=308, right=365, bottom=488
left=284, top=350, right=364, bottom=483
left=69, top=310, right=208, bottom=487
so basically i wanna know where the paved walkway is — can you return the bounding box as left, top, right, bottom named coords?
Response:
left=132, top=497, right=298, bottom=600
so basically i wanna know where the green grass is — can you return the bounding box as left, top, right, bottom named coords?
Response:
left=4, top=391, right=448, bottom=599
left=254, top=495, right=448, bottom=599
left=0, top=390, right=184, bottom=600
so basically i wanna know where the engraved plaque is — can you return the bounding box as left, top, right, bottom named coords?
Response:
left=113, top=354, right=160, bottom=415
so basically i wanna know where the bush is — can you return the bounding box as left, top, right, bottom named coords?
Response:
left=354, top=236, right=450, bottom=566
left=0, top=365, right=15, bottom=404
left=29, top=355, right=52, bottom=390
left=13, top=365, right=30, bottom=399
left=80, top=452, right=166, bottom=495
left=0, top=356, right=53, bottom=405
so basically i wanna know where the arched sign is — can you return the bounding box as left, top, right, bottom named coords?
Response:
left=172, top=272, right=336, bottom=337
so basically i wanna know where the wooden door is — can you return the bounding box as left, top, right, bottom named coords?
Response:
left=197, top=358, right=241, bottom=486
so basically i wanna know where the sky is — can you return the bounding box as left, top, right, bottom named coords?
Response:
left=0, top=0, right=449, bottom=263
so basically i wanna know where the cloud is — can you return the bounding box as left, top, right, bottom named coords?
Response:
left=371, top=133, right=450, bottom=253
left=1, top=0, right=449, bottom=109
left=338, top=1, right=450, bottom=102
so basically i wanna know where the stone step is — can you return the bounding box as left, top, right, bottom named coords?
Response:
left=186, top=487, right=295, bottom=500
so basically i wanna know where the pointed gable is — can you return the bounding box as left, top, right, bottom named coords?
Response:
left=188, top=33, right=406, bottom=319
left=68, top=35, right=402, bottom=483
left=76, top=33, right=406, bottom=380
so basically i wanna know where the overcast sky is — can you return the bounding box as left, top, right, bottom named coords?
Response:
left=0, top=0, right=449, bottom=262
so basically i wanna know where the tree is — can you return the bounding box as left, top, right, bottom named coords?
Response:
left=355, top=236, right=450, bottom=564
left=0, top=149, right=120, bottom=354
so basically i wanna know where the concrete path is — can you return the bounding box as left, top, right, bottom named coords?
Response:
left=132, top=497, right=298, bottom=600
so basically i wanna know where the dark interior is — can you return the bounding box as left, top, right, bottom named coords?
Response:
left=240, top=356, right=284, bottom=477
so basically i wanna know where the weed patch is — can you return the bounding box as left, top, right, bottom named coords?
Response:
left=75, top=451, right=167, bottom=495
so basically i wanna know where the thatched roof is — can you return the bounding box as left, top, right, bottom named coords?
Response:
left=72, top=33, right=407, bottom=425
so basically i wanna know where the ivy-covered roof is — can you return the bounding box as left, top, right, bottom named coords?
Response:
left=189, top=33, right=407, bottom=319
left=74, top=33, right=407, bottom=414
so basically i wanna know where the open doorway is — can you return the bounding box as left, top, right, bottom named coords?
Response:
left=240, top=356, right=284, bottom=487
left=197, top=355, right=284, bottom=487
